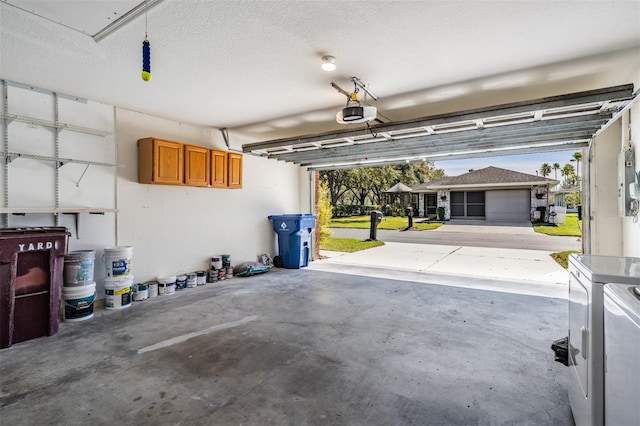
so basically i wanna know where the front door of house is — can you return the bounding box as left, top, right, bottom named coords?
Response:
left=425, top=194, right=437, bottom=216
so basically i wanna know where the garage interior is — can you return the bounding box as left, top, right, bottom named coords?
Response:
left=1, top=1, right=639, bottom=425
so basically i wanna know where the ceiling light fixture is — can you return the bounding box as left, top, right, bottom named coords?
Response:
left=321, top=56, right=336, bottom=71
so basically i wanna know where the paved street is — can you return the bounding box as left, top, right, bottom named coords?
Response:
left=330, top=220, right=582, bottom=252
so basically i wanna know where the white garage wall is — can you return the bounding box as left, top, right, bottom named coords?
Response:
left=115, top=108, right=309, bottom=284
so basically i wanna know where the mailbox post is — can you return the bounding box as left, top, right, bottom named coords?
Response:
left=369, top=211, right=383, bottom=241
left=405, top=206, right=414, bottom=228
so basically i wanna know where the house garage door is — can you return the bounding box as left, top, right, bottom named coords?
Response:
left=485, top=189, right=530, bottom=221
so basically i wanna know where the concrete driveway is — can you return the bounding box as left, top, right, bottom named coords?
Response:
left=322, top=221, right=579, bottom=288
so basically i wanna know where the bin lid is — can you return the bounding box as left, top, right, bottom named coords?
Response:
left=268, top=214, right=316, bottom=219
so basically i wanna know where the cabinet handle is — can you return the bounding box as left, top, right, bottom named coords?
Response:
left=581, top=327, right=588, bottom=360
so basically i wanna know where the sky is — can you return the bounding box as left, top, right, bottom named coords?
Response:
left=433, top=150, right=581, bottom=180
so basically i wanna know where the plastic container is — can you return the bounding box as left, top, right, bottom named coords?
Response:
left=103, top=246, right=133, bottom=278
left=62, top=282, right=95, bottom=321
left=104, top=276, right=133, bottom=309
left=268, top=214, right=316, bottom=269
left=132, top=283, right=149, bottom=301
left=157, top=275, right=176, bottom=295
left=63, top=250, right=96, bottom=286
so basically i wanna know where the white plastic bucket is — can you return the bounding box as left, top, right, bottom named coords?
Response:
left=103, top=246, right=133, bottom=279
left=157, top=276, right=176, bottom=295
left=62, top=282, right=96, bottom=321
left=64, top=250, right=96, bottom=286
left=104, top=276, right=133, bottom=309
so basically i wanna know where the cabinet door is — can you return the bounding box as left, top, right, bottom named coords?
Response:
left=154, top=139, right=184, bottom=185
left=228, top=152, right=243, bottom=189
left=210, top=150, right=228, bottom=188
left=138, top=138, right=183, bottom=185
left=184, top=145, right=210, bottom=187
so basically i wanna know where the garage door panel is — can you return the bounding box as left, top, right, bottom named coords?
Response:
left=486, top=189, right=530, bottom=221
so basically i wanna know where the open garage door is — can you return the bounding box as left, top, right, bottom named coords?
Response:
left=485, top=189, right=531, bottom=221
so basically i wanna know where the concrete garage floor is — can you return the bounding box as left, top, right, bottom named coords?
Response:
left=0, top=267, right=572, bottom=425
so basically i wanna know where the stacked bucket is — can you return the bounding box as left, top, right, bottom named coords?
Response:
left=103, top=246, right=134, bottom=310
left=62, top=250, right=97, bottom=321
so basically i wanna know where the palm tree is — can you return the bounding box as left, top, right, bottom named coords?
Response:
left=540, top=163, right=551, bottom=177
left=571, top=152, right=583, bottom=189
left=561, top=163, right=576, bottom=187
left=552, top=163, right=560, bottom=180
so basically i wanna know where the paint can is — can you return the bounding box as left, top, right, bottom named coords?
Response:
left=132, top=283, right=149, bottom=301
left=176, top=274, right=188, bottom=290
left=62, top=282, right=96, bottom=321
left=103, top=246, right=133, bottom=279
left=196, top=271, right=206, bottom=285
left=221, top=255, right=231, bottom=269
left=104, top=276, right=133, bottom=309
left=211, top=256, right=223, bottom=270
left=207, top=269, right=218, bottom=283
left=226, top=266, right=233, bottom=279
left=64, top=250, right=96, bottom=286
left=185, top=273, right=196, bottom=288
left=218, top=269, right=226, bottom=280
left=157, top=275, right=176, bottom=295
left=147, top=281, right=158, bottom=298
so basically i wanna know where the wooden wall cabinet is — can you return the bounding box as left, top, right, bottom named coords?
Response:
left=139, top=139, right=242, bottom=190
left=138, top=138, right=184, bottom=185
left=210, top=149, right=228, bottom=188
left=184, top=144, right=210, bottom=187
left=210, top=150, right=243, bottom=189
left=228, top=152, right=243, bottom=189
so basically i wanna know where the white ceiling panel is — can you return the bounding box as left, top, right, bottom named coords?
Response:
left=6, top=0, right=140, bottom=35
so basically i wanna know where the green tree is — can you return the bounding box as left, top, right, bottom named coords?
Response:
left=317, top=180, right=333, bottom=243
left=561, top=163, right=576, bottom=187
left=321, top=169, right=352, bottom=205
left=540, top=163, right=551, bottom=177
left=552, top=163, right=560, bottom=180
left=571, top=151, right=583, bottom=188
left=565, top=190, right=581, bottom=208
left=320, top=162, right=444, bottom=207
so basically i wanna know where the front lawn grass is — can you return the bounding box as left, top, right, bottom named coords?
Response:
left=320, top=237, right=384, bottom=253
left=534, top=213, right=582, bottom=237
left=330, top=215, right=442, bottom=231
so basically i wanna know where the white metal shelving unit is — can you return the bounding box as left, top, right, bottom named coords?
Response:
left=0, top=79, right=122, bottom=231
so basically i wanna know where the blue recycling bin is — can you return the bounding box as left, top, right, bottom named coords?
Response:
left=268, top=214, right=316, bottom=269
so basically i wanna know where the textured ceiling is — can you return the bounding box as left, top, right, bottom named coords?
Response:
left=1, top=0, right=639, bottom=147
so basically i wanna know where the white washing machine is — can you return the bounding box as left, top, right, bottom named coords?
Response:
left=568, top=254, right=640, bottom=426
left=603, top=283, right=640, bottom=426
